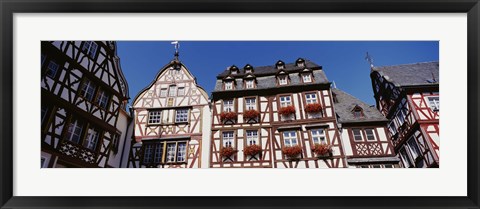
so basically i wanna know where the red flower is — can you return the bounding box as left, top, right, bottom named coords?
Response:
left=278, top=106, right=296, bottom=116
left=243, top=109, right=260, bottom=119
left=311, top=144, right=333, bottom=156
left=220, top=112, right=238, bottom=121
left=243, top=144, right=262, bottom=156
left=282, top=145, right=303, bottom=158
left=220, top=146, right=238, bottom=158
left=305, top=103, right=322, bottom=113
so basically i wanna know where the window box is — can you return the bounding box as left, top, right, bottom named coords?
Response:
left=243, top=144, right=262, bottom=156
left=243, top=109, right=260, bottom=123
left=305, top=103, right=322, bottom=113
left=278, top=105, right=296, bottom=116
left=220, top=146, right=238, bottom=158
left=220, top=112, right=237, bottom=124
left=311, top=144, right=333, bottom=158
left=282, top=145, right=302, bottom=161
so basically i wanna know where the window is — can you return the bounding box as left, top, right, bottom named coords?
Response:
left=223, top=100, right=234, bottom=112
left=80, top=79, right=96, bottom=101
left=66, top=118, right=84, bottom=144
left=160, top=88, right=168, bottom=97
left=352, top=129, right=363, bottom=141
left=245, top=98, right=256, bottom=110
left=279, top=96, right=292, bottom=107
left=311, top=129, right=326, bottom=144
left=246, top=69, right=253, bottom=73
left=223, top=131, right=234, bottom=147
left=407, top=136, right=422, bottom=161
left=96, top=89, right=109, bottom=109
left=83, top=127, right=100, bottom=150
left=245, top=80, right=255, bottom=89
left=225, top=81, right=233, bottom=90
left=353, top=110, right=362, bottom=118
left=283, top=131, right=298, bottom=147
left=428, top=96, right=440, bottom=112
left=148, top=111, right=162, bottom=124
left=278, top=76, right=288, bottom=85
left=46, top=60, right=59, bottom=78
left=143, top=141, right=187, bottom=165
left=302, top=73, right=312, bottom=82
left=305, top=93, right=317, bottom=104
left=178, top=87, right=185, bottom=96
left=388, top=120, right=398, bottom=136
left=399, top=147, right=413, bottom=168
left=365, top=128, right=376, bottom=141
left=175, top=109, right=189, bottom=123
left=246, top=130, right=258, bottom=145
left=169, top=85, right=176, bottom=97
left=82, top=41, right=98, bottom=58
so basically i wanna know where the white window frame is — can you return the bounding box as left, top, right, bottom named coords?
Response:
left=46, top=60, right=59, bottom=78
left=278, top=76, right=288, bottom=85
left=66, top=118, right=83, bottom=144
left=406, top=136, right=422, bottom=161
left=83, top=127, right=100, bottom=150
left=246, top=130, right=259, bottom=146
left=80, top=79, right=96, bottom=101
left=245, top=80, right=255, bottom=89
left=176, top=142, right=187, bottom=162
left=178, top=87, right=185, bottom=96
left=245, top=98, right=256, bottom=110
left=283, top=131, right=298, bottom=147
left=311, top=129, right=326, bottom=144
left=82, top=41, right=98, bottom=58
left=365, top=128, right=376, bottom=141
left=352, top=128, right=363, bottom=141
left=305, top=93, right=318, bottom=104
left=225, top=81, right=233, bottom=90
left=160, top=88, right=168, bottom=97
left=302, top=73, right=312, bottom=83
left=222, top=131, right=235, bottom=147
left=279, top=96, right=292, bottom=107
left=427, top=96, right=440, bottom=112
left=223, top=100, right=234, bottom=112
left=148, top=110, right=162, bottom=124
left=175, top=109, right=189, bottom=123
left=169, top=85, right=177, bottom=97
left=166, top=143, right=177, bottom=163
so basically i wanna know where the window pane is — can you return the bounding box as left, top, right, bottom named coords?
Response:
left=223, top=131, right=234, bottom=147
left=153, top=143, right=163, bottom=163
left=80, top=79, right=96, bottom=101
left=169, top=85, right=176, bottom=97
left=166, top=143, right=177, bottom=162
left=148, top=111, right=162, bottom=124
left=83, top=127, right=99, bottom=150
left=175, top=109, right=188, bottom=123
left=246, top=98, right=256, bottom=110
left=365, top=128, right=375, bottom=141
left=177, top=142, right=187, bottom=162
left=352, top=129, right=363, bottom=141
left=246, top=130, right=258, bottom=145
left=306, top=93, right=317, bottom=104
left=66, top=118, right=83, bottom=144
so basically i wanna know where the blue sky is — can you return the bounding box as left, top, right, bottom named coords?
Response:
left=116, top=41, right=438, bottom=106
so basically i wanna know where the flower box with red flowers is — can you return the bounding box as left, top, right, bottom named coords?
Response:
left=311, top=144, right=333, bottom=158
left=278, top=105, right=296, bottom=116
left=305, top=103, right=322, bottom=113
left=282, top=145, right=303, bottom=160
left=220, top=146, right=238, bottom=158
left=220, top=112, right=238, bottom=122
left=243, top=144, right=262, bottom=156
left=243, top=109, right=260, bottom=119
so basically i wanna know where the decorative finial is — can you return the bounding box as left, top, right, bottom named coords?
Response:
left=171, top=41, right=180, bottom=60
left=365, top=52, right=374, bottom=68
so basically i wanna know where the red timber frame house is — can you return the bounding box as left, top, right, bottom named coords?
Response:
left=210, top=58, right=346, bottom=168
left=370, top=62, right=439, bottom=168
left=41, top=41, right=131, bottom=168
left=332, top=89, right=399, bottom=168
left=128, top=55, right=210, bottom=168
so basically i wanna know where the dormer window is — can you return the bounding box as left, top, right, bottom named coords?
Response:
left=295, top=58, right=305, bottom=67
left=229, top=65, right=239, bottom=75
left=352, top=106, right=364, bottom=118
left=245, top=79, right=255, bottom=89
left=302, top=73, right=312, bottom=83
left=225, top=81, right=234, bottom=90
left=276, top=60, right=285, bottom=70
left=244, top=64, right=254, bottom=74
left=278, top=76, right=288, bottom=85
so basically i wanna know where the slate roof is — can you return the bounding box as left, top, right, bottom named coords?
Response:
left=371, top=61, right=439, bottom=87
left=332, top=88, right=387, bottom=124
left=213, top=60, right=329, bottom=92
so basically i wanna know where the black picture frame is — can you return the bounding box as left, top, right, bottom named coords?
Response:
left=1, top=0, right=479, bottom=208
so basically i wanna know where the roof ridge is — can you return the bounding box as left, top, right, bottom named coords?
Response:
left=373, top=61, right=438, bottom=69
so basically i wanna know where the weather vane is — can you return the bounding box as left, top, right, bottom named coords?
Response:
left=171, top=41, right=180, bottom=59
left=365, top=52, right=374, bottom=68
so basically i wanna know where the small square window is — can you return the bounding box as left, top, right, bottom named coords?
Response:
left=305, top=93, right=317, bottom=104
left=175, top=109, right=189, bottom=123
left=148, top=111, right=162, bottom=124
left=302, top=73, right=312, bottom=82
left=178, top=87, right=185, bottom=96
left=311, top=129, right=326, bottom=144
left=225, top=81, right=233, bottom=90
left=365, top=128, right=376, bottom=141
left=46, top=60, right=59, bottom=78
left=283, top=131, right=298, bottom=147
left=279, top=96, right=292, bottom=107
left=352, top=129, right=363, bottom=141
left=278, top=76, right=288, bottom=85
left=160, top=88, right=168, bottom=97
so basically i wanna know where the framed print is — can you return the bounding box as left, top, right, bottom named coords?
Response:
left=1, top=0, right=479, bottom=208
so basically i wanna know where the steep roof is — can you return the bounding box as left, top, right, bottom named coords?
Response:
left=213, top=60, right=329, bottom=92
left=371, top=61, right=439, bottom=87
left=332, top=88, right=387, bottom=124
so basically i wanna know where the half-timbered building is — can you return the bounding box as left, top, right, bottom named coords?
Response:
left=41, top=41, right=131, bottom=168
left=128, top=55, right=210, bottom=168
left=370, top=62, right=439, bottom=168
left=210, top=59, right=346, bottom=168
left=332, top=88, right=399, bottom=168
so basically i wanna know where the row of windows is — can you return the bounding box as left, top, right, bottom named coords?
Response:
left=158, top=85, right=186, bottom=97
left=142, top=141, right=187, bottom=165
left=79, top=78, right=111, bottom=109
left=222, top=93, right=320, bottom=112
left=148, top=108, right=189, bottom=124
left=223, top=73, right=313, bottom=90
left=352, top=128, right=376, bottom=142
left=398, top=136, right=424, bottom=168
left=42, top=42, right=98, bottom=79
left=65, top=117, right=101, bottom=151
left=221, top=129, right=327, bottom=148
